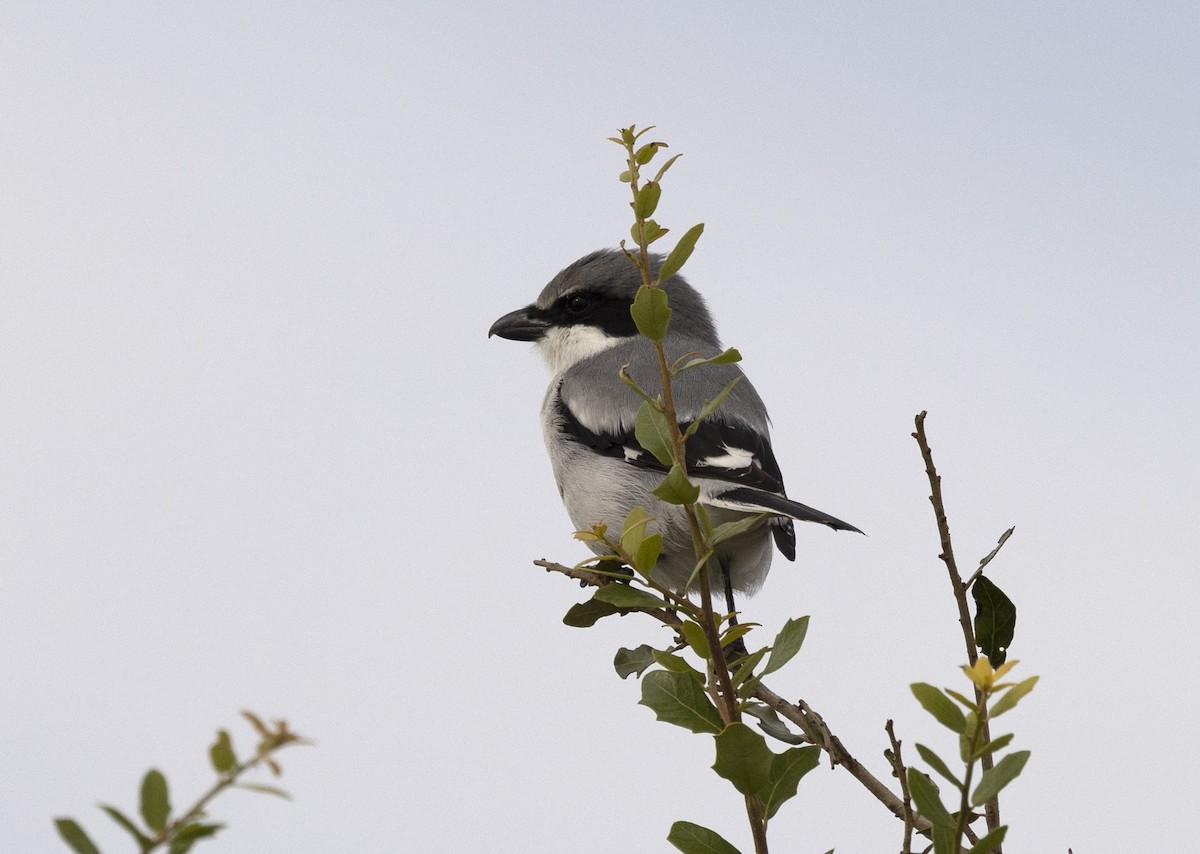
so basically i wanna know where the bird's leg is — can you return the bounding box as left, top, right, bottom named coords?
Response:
left=720, top=561, right=748, bottom=661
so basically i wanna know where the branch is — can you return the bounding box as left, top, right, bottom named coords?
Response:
left=154, top=715, right=305, bottom=852
left=912, top=411, right=1001, bottom=841
left=752, top=684, right=930, bottom=834
left=536, top=559, right=687, bottom=624
left=538, top=559, right=925, bottom=836
left=884, top=720, right=915, bottom=854
left=912, top=412, right=977, bottom=664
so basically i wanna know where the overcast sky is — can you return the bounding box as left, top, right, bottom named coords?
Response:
left=3, top=4, right=1197, bottom=853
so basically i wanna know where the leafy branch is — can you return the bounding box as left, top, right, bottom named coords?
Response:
left=908, top=658, right=1037, bottom=854
left=913, top=410, right=1019, bottom=842
left=55, top=712, right=307, bottom=854
left=610, top=124, right=769, bottom=852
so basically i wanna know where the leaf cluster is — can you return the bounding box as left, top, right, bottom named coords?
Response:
left=54, top=712, right=306, bottom=854
left=613, top=616, right=819, bottom=854
left=907, top=659, right=1038, bottom=854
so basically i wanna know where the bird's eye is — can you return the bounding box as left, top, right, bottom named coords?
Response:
left=564, top=294, right=592, bottom=316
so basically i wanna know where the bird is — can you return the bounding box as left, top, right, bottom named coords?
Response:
left=488, top=249, right=861, bottom=607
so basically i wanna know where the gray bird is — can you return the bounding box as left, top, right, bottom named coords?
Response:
left=489, top=249, right=860, bottom=604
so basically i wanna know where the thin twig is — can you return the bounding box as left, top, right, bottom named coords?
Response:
left=752, top=684, right=930, bottom=834
left=536, top=560, right=681, bottom=626
left=151, top=720, right=306, bottom=851
left=912, top=411, right=1001, bottom=843
left=884, top=720, right=915, bottom=854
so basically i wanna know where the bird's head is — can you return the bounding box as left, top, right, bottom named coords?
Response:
left=488, top=249, right=719, bottom=374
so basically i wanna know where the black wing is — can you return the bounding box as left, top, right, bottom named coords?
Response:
left=555, top=397, right=863, bottom=552
left=555, top=396, right=783, bottom=491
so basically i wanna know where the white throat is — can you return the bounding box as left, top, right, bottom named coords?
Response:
left=537, top=325, right=624, bottom=374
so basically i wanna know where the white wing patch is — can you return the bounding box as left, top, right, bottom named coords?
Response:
left=695, top=444, right=756, bottom=472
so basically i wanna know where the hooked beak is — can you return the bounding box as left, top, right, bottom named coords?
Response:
left=488, top=305, right=551, bottom=341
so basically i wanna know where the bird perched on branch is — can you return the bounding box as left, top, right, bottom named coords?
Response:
left=489, top=249, right=860, bottom=604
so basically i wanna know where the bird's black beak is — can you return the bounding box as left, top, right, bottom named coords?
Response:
left=488, top=305, right=550, bottom=341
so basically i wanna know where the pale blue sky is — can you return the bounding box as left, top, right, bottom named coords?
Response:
left=3, top=4, right=1197, bottom=853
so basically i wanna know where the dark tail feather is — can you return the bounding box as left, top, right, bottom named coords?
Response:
left=721, top=486, right=865, bottom=536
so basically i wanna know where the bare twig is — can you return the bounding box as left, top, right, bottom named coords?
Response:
left=885, top=720, right=915, bottom=854
left=912, top=411, right=1001, bottom=842
left=751, top=684, right=930, bottom=834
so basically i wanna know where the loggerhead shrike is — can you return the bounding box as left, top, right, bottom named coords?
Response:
left=489, top=249, right=861, bottom=602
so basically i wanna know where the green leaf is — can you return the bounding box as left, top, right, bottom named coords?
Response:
left=631, top=285, right=672, bottom=341
left=653, top=464, right=700, bottom=505
left=965, top=825, right=1008, bottom=854
left=712, top=723, right=774, bottom=796
left=742, top=703, right=807, bottom=745
left=634, top=534, right=663, bottom=573
left=710, top=513, right=770, bottom=548
left=53, top=819, right=101, bottom=854
left=593, top=583, right=668, bottom=611
left=614, top=644, right=659, bottom=679
left=911, top=683, right=968, bottom=733
left=618, top=507, right=663, bottom=572
left=563, top=598, right=620, bottom=627
left=728, top=647, right=769, bottom=696
left=620, top=506, right=651, bottom=559
left=676, top=347, right=743, bottom=374
left=667, top=820, right=743, bottom=854
left=634, top=181, right=662, bottom=218
left=631, top=219, right=669, bottom=246
left=209, top=729, right=236, bottom=774
left=634, top=141, right=663, bottom=165
left=680, top=620, right=712, bottom=660
left=932, top=825, right=957, bottom=854
left=762, top=616, right=810, bottom=676
left=971, top=732, right=1014, bottom=761
left=945, top=688, right=976, bottom=709
left=685, top=376, right=744, bottom=435
left=659, top=223, right=704, bottom=281
left=233, top=782, right=292, bottom=799
left=906, top=768, right=955, bottom=828
left=683, top=550, right=714, bottom=590
left=971, top=750, right=1030, bottom=806
left=639, top=670, right=724, bottom=734
left=761, top=745, right=820, bottom=819
left=972, top=576, right=1016, bottom=665
left=100, top=804, right=152, bottom=848
left=140, top=768, right=171, bottom=832
left=990, top=675, right=1038, bottom=717
left=914, top=743, right=962, bottom=789
left=652, top=152, right=684, bottom=183
left=720, top=622, right=756, bottom=647
left=635, top=401, right=676, bottom=466
left=168, top=822, right=224, bottom=854
left=652, top=649, right=705, bottom=679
